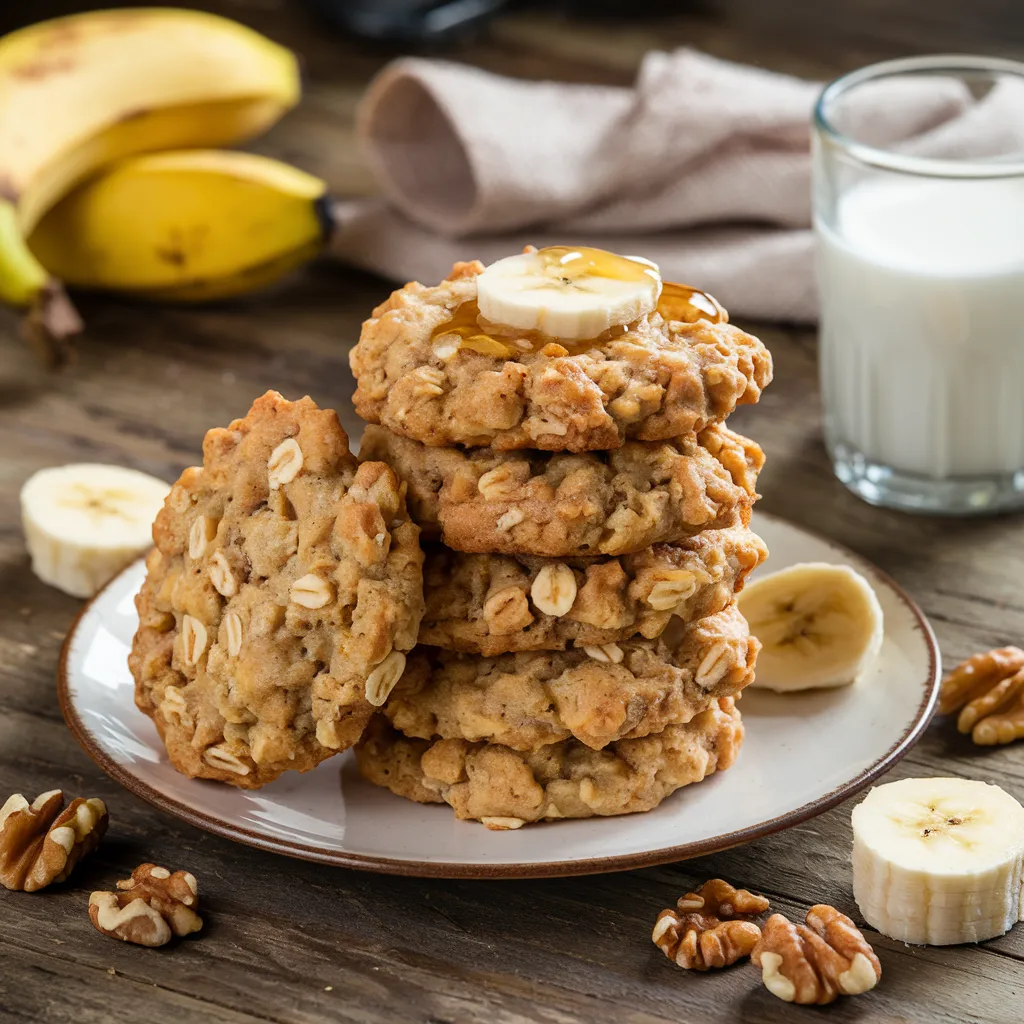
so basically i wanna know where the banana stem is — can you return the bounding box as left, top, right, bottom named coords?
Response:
left=0, top=200, right=83, bottom=367
left=0, top=202, right=83, bottom=367
left=22, top=280, right=83, bottom=369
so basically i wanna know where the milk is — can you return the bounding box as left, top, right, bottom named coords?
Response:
left=817, top=177, right=1024, bottom=480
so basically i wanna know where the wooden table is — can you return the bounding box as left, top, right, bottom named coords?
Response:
left=3, top=3, right=1024, bottom=1021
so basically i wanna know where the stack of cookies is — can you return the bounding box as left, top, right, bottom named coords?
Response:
left=349, top=247, right=773, bottom=829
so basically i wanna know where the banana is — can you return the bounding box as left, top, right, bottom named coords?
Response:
left=21, top=463, right=169, bottom=598
left=475, top=246, right=662, bottom=340
left=738, top=562, right=884, bottom=692
left=852, top=776, right=1024, bottom=945
left=0, top=9, right=299, bottom=348
left=29, top=150, right=331, bottom=300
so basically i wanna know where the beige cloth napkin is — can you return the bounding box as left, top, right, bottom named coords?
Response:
left=329, top=50, right=1021, bottom=322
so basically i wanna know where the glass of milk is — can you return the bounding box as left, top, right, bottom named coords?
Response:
left=814, top=55, right=1024, bottom=515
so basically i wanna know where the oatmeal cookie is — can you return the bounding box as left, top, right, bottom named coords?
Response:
left=350, top=261, right=772, bottom=452
left=129, top=391, right=425, bottom=789
left=386, top=606, right=757, bottom=750
left=360, top=423, right=763, bottom=557
left=419, top=527, right=768, bottom=655
left=356, top=698, right=744, bottom=826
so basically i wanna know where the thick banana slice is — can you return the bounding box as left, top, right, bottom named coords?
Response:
left=475, top=246, right=661, bottom=340
left=852, top=777, right=1024, bottom=945
left=21, top=464, right=169, bottom=598
left=738, top=562, right=883, bottom=692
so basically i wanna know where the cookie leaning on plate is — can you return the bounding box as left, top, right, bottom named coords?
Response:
left=419, top=526, right=768, bottom=655
left=388, top=606, right=759, bottom=751
left=129, top=391, right=425, bottom=789
left=356, top=697, right=744, bottom=828
left=349, top=255, right=772, bottom=453
left=360, top=423, right=763, bottom=557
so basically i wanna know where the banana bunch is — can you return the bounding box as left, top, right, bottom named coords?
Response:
left=0, top=8, right=331, bottom=362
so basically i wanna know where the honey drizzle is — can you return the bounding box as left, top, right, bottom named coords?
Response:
left=657, top=282, right=727, bottom=325
left=430, top=299, right=623, bottom=357
left=535, top=245, right=659, bottom=284
left=430, top=281, right=725, bottom=357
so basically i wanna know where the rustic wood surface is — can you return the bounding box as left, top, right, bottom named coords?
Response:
left=3, top=2, right=1024, bottom=1021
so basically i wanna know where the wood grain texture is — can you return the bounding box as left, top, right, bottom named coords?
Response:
left=3, top=1, right=1024, bottom=1021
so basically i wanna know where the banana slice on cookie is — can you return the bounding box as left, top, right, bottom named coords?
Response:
left=21, top=463, right=169, bottom=598
left=739, top=562, right=884, bottom=692
left=852, top=777, right=1024, bottom=945
left=476, top=246, right=661, bottom=340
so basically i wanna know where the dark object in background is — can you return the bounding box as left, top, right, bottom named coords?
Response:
left=303, top=0, right=510, bottom=44
left=301, top=0, right=686, bottom=44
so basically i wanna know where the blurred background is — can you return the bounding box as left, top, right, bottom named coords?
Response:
left=6, top=0, right=1024, bottom=215
left=3, top=0, right=1024, bottom=446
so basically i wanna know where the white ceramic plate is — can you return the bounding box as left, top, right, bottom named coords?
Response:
left=59, top=512, right=939, bottom=878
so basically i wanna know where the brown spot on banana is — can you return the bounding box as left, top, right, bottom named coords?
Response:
left=114, top=107, right=152, bottom=125
left=10, top=54, right=76, bottom=81
left=155, top=245, right=187, bottom=268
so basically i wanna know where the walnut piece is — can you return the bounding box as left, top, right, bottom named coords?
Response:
left=939, top=646, right=1024, bottom=745
left=495, top=508, right=524, bottom=532
left=752, top=906, right=881, bottom=1004
left=89, top=863, right=203, bottom=947
left=477, top=465, right=519, bottom=500
left=652, top=878, right=769, bottom=970
left=0, top=790, right=108, bottom=892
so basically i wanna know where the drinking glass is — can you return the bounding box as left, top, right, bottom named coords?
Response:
left=813, top=55, right=1024, bottom=514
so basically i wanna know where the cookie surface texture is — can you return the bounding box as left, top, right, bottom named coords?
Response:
left=130, top=391, right=425, bottom=788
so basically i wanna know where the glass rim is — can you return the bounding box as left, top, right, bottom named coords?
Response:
left=814, top=53, right=1024, bottom=179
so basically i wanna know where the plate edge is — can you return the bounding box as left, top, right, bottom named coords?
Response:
left=57, top=515, right=942, bottom=879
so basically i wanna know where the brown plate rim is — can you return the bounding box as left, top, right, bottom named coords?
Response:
left=58, top=511, right=941, bottom=880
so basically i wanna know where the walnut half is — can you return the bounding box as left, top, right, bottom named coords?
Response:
left=752, top=905, right=881, bottom=1004
left=89, top=863, right=203, bottom=947
left=939, top=646, right=1024, bottom=745
left=0, top=790, right=108, bottom=892
left=652, top=878, right=769, bottom=970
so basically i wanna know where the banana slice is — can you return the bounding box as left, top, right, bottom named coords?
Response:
left=475, top=246, right=661, bottom=340
left=21, top=464, right=169, bottom=598
left=852, top=776, right=1024, bottom=945
left=738, top=562, right=884, bottom=692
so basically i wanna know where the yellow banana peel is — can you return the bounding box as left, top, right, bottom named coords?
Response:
left=30, top=150, right=331, bottom=301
